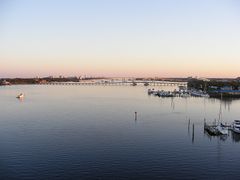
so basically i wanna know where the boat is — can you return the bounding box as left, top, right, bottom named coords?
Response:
left=213, top=96, right=228, bottom=135
left=216, top=123, right=228, bottom=135
left=132, top=82, right=137, bottom=86
left=204, top=122, right=228, bottom=135
left=190, top=90, right=209, bottom=97
left=204, top=94, right=228, bottom=135
left=144, top=82, right=149, bottom=86
left=216, top=94, right=228, bottom=135
left=148, top=88, right=155, bottom=94
left=204, top=122, right=219, bottom=136
left=232, top=120, right=240, bottom=133
left=16, top=93, right=24, bottom=99
left=212, top=94, right=228, bottom=135
left=180, top=93, right=191, bottom=97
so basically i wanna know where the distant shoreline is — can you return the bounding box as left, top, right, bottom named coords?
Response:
left=2, top=77, right=240, bottom=99
left=0, top=77, right=189, bottom=86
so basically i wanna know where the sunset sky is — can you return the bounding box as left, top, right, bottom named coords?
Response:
left=1, top=0, right=240, bottom=78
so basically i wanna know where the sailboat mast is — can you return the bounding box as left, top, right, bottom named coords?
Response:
left=218, top=93, right=223, bottom=124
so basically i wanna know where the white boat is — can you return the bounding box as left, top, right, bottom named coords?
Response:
left=216, top=124, right=228, bottom=135
left=16, top=93, right=24, bottom=99
left=191, top=90, right=209, bottom=97
left=148, top=88, right=153, bottom=93
left=131, top=82, right=137, bottom=86
left=232, top=120, right=240, bottom=133
left=148, top=88, right=155, bottom=94
left=204, top=122, right=228, bottom=135
left=216, top=94, right=228, bottom=135
left=180, top=93, right=191, bottom=97
left=205, top=94, right=228, bottom=136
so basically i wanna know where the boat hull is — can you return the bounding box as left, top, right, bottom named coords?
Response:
left=232, top=128, right=240, bottom=134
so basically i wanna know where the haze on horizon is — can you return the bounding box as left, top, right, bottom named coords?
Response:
left=1, top=0, right=240, bottom=78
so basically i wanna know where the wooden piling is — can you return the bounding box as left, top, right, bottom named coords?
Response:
left=135, top=112, right=137, bottom=121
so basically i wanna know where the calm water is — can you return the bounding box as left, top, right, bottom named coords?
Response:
left=1, top=85, right=240, bottom=179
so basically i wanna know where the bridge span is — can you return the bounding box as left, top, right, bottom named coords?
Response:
left=43, top=81, right=187, bottom=87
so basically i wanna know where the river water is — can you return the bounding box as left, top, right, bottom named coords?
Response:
left=0, top=85, right=240, bottom=179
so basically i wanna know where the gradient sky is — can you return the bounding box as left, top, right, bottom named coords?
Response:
left=1, top=0, right=240, bottom=78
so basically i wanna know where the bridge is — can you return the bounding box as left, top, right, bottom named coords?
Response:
left=43, top=80, right=188, bottom=87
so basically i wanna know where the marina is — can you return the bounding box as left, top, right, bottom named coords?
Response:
left=204, top=120, right=240, bottom=137
left=147, top=88, right=209, bottom=98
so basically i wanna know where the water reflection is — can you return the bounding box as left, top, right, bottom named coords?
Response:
left=171, top=97, right=175, bottom=111
left=186, top=119, right=195, bottom=144
left=204, top=129, right=228, bottom=141
left=204, top=128, right=240, bottom=143
left=231, top=131, right=240, bottom=142
left=1, top=85, right=240, bottom=179
left=192, top=123, right=195, bottom=144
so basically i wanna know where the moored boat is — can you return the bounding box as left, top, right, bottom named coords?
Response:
left=232, top=120, right=240, bottom=133
left=215, top=94, right=228, bottom=135
left=132, top=82, right=137, bottom=86
left=204, top=94, right=228, bottom=136
left=148, top=88, right=156, bottom=94
left=216, top=123, right=228, bottom=135
left=16, top=93, right=24, bottom=99
left=204, top=122, right=219, bottom=136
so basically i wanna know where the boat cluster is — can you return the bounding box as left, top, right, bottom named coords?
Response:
left=190, top=90, right=209, bottom=97
left=148, top=89, right=209, bottom=98
left=204, top=120, right=240, bottom=136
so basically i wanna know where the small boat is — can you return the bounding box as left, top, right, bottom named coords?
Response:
left=144, top=82, right=149, bottom=86
left=132, top=82, right=137, bottom=86
left=204, top=123, right=219, bottom=136
left=148, top=88, right=154, bottom=94
left=16, top=93, right=24, bottom=99
left=216, top=123, right=228, bottom=135
left=232, top=120, right=240, bottom=133
left=191, top=90, right=209, bottom=97
left=206, top=94, right=228, bottom=135
left=204, top=122, right=228, bottom=135
left=180, top=93, right=191, bottom=98
left=216, top=94, right=228, bottom=135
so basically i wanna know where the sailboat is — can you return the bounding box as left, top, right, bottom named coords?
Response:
left=204, top=94, right=228, bottom=135
left=216, top=124, right=228, bottom=135
left=215, top=94, right=228, bottom=135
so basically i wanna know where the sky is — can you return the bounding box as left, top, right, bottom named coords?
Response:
left=1, top=0, right=240, bottom=78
